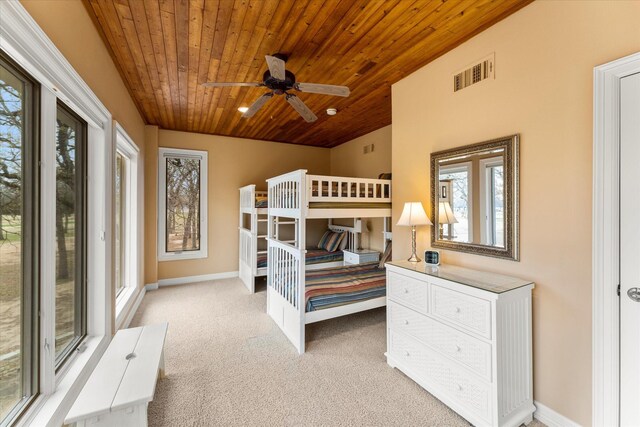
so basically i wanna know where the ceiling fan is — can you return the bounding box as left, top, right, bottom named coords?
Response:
left=202, top=54, right=350, bottom=123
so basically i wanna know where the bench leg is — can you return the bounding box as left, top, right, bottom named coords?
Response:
left=158, top=349, right=166, bottom=379
left=75, top=404, right=147, bottom=427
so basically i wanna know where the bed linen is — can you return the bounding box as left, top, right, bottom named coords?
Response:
left=256, top=248, right=344, bottom=269
left=304, top=262, right=386, bottom=312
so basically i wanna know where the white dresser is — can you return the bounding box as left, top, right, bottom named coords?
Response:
left=385, top=261, right=534, bottom=427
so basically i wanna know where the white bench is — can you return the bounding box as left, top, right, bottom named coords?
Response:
left=65, top=323, right=168, bottom=427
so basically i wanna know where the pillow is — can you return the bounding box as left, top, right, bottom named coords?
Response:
left=317, top=230, right=346, bottom=252
left=378, top=242, right=392, bottom=269
left=339, top=232, right=350, bottom=251
left=255, top=196, right=268, bottom=208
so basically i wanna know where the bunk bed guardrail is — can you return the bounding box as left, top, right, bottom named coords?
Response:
left=308, top=175, right=391, bottom=202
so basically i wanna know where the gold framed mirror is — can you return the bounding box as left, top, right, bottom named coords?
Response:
left=430, top=134, right=519, bottom=261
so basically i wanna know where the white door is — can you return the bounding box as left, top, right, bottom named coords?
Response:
left=620, top=71, right=640, bottom=426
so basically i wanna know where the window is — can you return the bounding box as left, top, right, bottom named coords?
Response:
left=114, top=123, right=140, bottom=327
left=158, top=148, right=208, bottom=261
left=54, top=102, right=87, bottom=367
left=0, top=51, right=39, bottom=425
left=115, top=151, right=125, bottom=297
left=439, top=162, right=473, bottom=243
left=479, top=157, right=505, bottom=247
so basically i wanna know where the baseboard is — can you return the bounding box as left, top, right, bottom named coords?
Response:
left=119, top=287, right=146, bottom=329
left=156, top=271, right=239, bottom=287
left=534, top=401, right=581, bottom=427
left=145, top=282, right=159, bottom=291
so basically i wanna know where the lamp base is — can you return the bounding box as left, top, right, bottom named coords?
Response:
left=407, top=254, right=422, bottom=263
left=407, top=225, right=421, bottom=262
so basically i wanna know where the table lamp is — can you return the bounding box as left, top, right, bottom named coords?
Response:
left=397, top=202, right=432, bottom=262
left=438, top=201, right=458, bottom=239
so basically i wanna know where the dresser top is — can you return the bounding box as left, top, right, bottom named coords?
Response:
left=386, top=261, right=534, bottom=294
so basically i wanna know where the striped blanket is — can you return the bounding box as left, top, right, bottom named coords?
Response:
left=305, top=262, right=386, bottom=312
left=256, top=249, right=344, bottom=269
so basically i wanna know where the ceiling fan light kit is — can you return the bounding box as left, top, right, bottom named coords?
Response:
left=203, top=54, right=350, bottom=123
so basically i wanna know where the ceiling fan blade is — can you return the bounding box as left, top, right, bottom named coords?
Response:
left=295, top=82, right=350, bottom=97
left=265, top=55, right=286, bottom=80
left=242, top=93, right=273, bottom=118
left=201, top=82, right=262, bottom=87
left=286, top=94, right=318, bottom=123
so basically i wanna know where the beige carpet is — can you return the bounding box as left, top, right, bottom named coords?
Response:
left=131, top=278, right=545, bottom=427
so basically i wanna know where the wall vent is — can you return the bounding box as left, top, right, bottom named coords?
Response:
left=453, top=53, right=494, bottom=92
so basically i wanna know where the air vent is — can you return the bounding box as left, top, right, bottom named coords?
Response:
left=453, top=53, right=494, bottom=92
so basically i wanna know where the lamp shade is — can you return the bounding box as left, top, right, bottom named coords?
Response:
left=397, top=202, right=432, bottom=226
left=438, top=201, right=458, bottom=224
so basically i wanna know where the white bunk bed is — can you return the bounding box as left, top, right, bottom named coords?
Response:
left=238, top=184, right=361, bottom=294
left=239, top=185, right=268, bottom=293
left=266, top=170, right=392, bottom=354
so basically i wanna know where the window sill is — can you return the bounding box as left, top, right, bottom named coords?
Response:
left=158, top=250, right=208, bottom=262
left=115, top=286, right=141, bottom=331
left=18, top=334, right=108, bottom=427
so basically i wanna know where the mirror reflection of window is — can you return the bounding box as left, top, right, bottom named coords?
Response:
left=479, top=157, right=504, bottom=247
left=439, top=162, right=472, bottom=243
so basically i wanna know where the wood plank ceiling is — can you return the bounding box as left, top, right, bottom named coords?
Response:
left=84, top=0, right=532, bottom=147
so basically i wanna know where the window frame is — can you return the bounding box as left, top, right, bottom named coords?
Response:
left=439, top=162, right=473, bottom=243
left=0, top=47, right=40, bottom=427
left=157, top=147, right=208, bottom=262
left=113, top=122, right=140, bottom=328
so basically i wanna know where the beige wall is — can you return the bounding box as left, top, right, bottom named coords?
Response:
left=330, top=126, right=392, bottom=253
left=144, top=126, right=159, bottom=285
left=392, top=1, right=640, bottom=424
left=20, top=0, right=145, bottom=146
left=145, top=129, right=331, bottom=282
left=330, top=125, right=392, bottom=178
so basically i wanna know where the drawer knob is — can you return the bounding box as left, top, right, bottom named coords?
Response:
left=456, top=384, right=463, bottom=392
left=404, top=288, right=409, bottom=294
left=454, top=345, right=461, bottom=352
left=404, top=320, right=409, bottom=325
left=404, top=351, right=410, bottom=357
left=454, top=306, right=461, bottom=313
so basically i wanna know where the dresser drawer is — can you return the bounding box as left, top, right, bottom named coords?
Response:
left=389, top=331, right=492, bottom=423
left=388, top=301, right=492, bottom=381
left=430, top=285, right=492, bottom=339
left=388, top=271, right=428, bottom=313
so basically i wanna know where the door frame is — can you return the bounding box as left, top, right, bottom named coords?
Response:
left=593, top=51, right=640, bottom=427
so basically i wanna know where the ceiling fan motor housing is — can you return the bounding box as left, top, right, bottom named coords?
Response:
left=263, top=69, right=296, bottom=95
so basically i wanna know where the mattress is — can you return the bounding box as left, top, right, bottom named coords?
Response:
left=304, top=262, right=386, bottom=312
left=256, top=248, right=344, bottom=269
